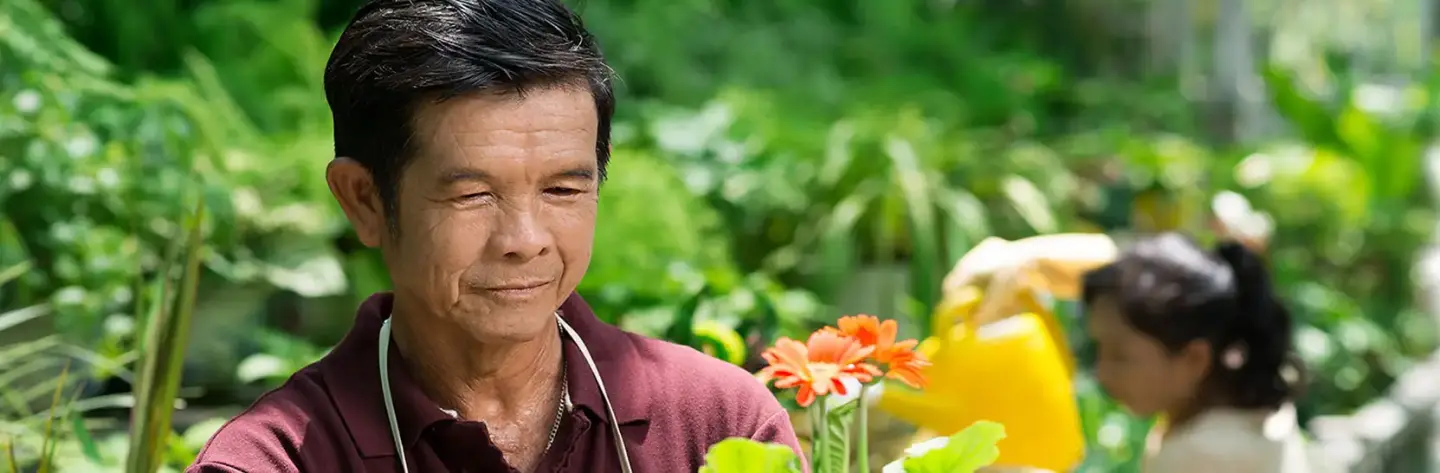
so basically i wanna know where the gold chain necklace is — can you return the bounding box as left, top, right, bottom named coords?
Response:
left=544, top=360, right=568, bottom=452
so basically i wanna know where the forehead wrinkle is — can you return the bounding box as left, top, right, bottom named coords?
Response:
left=415, top=90, right=597, bottom=173
left=449, top=129, right=591, bottom=164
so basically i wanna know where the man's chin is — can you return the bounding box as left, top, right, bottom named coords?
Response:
left=454, top=309, right=559, bottom=344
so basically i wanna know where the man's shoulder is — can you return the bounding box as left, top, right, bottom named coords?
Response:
left=621, top=331, right=786, bottom=421
left=627, top=332, right=770, bottom=394
left=190, top=365, right=340, bottom=470
left=616, top=331, right=802, bottom=460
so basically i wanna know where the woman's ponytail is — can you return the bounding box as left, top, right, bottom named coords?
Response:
left=1215, top=240, right=1303, bottom=409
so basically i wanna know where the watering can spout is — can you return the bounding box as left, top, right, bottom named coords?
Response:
left=875, top=383, right=965, bottom=434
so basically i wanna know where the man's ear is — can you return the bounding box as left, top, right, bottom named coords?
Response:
left=326, top=157, right=386, bottom=248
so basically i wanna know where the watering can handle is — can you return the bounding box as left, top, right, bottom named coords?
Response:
left=931, top=285, right=983, bottom=344
left=930, top=264, right=1044, bottom=346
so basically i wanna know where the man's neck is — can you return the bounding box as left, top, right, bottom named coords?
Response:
left=388, top=309, right=565, bottom=421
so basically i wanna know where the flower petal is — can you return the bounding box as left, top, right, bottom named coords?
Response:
left=795, top=385, right=816, bottom=407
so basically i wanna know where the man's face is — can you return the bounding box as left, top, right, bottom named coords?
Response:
left=334, top=86, right=599, bottom=343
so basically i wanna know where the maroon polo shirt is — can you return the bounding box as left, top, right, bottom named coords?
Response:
left=187, top=292, right=803, bottom=472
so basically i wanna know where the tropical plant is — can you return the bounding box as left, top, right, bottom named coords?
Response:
left=0, top=194, right=208, bottom=473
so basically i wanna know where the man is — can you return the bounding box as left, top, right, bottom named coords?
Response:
left=187, top=1, right=802, bottom=471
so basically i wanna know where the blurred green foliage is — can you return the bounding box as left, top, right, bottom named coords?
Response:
left=2, top=0, right=1438, bottom=471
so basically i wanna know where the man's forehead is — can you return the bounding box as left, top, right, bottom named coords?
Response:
left=401, top=90, right=599, bottom=174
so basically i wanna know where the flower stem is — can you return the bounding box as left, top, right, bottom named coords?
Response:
left=856, top=386, right=870, bottom=473
left=810, top=401, right=826, bottom=472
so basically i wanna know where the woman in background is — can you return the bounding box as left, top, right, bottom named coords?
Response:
left=1081, top=233, right=1316, bottom=473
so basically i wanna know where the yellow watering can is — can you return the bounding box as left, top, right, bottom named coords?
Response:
left=878, top=290, right=1085, bottom=472
left=877, top=233, right=1120, bottom=472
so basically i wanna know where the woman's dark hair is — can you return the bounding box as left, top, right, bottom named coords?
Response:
left=1081, top=233, right=1303, bottom=410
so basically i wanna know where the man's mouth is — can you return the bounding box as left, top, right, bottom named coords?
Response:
left=483, top=280, right=552, bottom=299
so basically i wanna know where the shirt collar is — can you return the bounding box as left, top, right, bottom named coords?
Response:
left=322, top=292, right=652, bottom=458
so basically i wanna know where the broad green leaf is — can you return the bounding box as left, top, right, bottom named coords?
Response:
left=698, top=438, right=801, bottom=473
left=902, top=421, right=1006, bottom=473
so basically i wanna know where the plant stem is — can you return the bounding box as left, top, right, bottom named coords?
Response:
left=856, top=386, right=869, bottom=473
left=810, top=401, right=826, bottom=472
left=4, top=438, right=17, bottom=473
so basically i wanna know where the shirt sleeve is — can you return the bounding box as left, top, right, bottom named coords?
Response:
left=750, top=408, right=810, bottom=473
left=185, top=462, right=248, bottom=473
left=187, top=416, right=306, bottom=473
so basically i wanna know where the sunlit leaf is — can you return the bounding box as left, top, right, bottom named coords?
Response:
left=1001, top=175, right=1058, bottom=234
left=698, top=438, right=802, bottom=473
left=692, top=320, right=747, bottom=366
left=900, top=421, right=1006, bottom=473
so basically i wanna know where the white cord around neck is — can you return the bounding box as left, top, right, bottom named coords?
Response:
left=378, top=313, right=634, bottom=473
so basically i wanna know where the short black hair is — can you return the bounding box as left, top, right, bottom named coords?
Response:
left=324, top=0, right=614, bottom=228
left=1081, top=233, right=1304, bottom=410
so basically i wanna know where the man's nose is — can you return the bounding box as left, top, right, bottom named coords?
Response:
left=491, top=207, right=553, bottom=262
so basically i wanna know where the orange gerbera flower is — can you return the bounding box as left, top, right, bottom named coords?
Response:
left=882, top=347, right=930, bottom=389
left=756, top=330, right=882, bottom=407
left=829, top=314, right=930, bottom=388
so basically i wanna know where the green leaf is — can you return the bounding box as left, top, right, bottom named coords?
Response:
left=749, top=287, right=782, bottom=347
left=70, top=412, right=102, bottom=464
left=1261, top=64, right=1340, bottom=149
left=884, top=137, right=942, bottom=317
left=37, top=360, right=70, bottom=473
left=692, top=320, right=747, bottom=366
left=902, top=421, right=1006, bottom=473
left=0, top=261, right=31, bottom=287
left=817, top=397, right=858, bottom=473
left=698, top=438, right=802, bottom=473
left=126, top=197, right=206, bottom=473
left=4, top=438, right=16, bottom=473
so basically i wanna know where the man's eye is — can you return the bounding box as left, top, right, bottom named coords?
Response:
left=456, top=192, right=493, bottom=202
left=546, top=187, right=581, bottom=196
